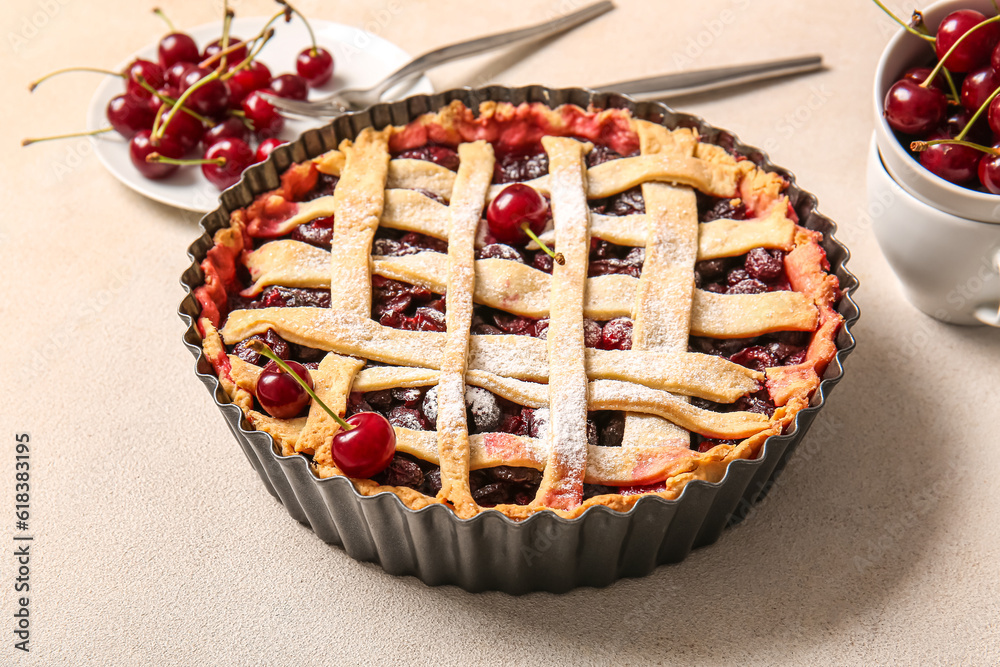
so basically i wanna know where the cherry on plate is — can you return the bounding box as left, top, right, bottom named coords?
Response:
left=268, top=73, right=309, bottom=100
left=129, top=130, right=184, bottom=179
left=201, top=137, right=254, bottom=190
left=202, top=116, right=249, bottom=148
left=255, top=137, right=287, bottom=163
left=226, top=61, right=272, bottom=107
left=296, top=47, right=334, bottom=87
left=241, top=90, right=284, bottom=137
left=158, top=32, right=200, bottom=69
left=202, top=36, right=247, bottom=64
left=106, top=94, right=156, bottom=139
left=124, top=59, right=164, bottom=99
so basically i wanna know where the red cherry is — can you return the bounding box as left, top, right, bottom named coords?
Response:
left=988, top=96, right=1000, bottom=136
left=180, top=67, right=230, bottom=118
left=226, top=61, right=271, bottom=107
left=901, top=66, right=945, bottom=92
left=883, top=80, right=947, bottom=134
left=163, top=62, right=197, bottom=96
left=201, top=138, right=254, bottom=190
left=268, top=73, right=309, bottom=100
left=935, top=10, right=1000, bottom=73
left=158, top=32, right=200, bottom=69
left=295, top=47, right=333, bottom=87
left=106, top=94, right=155, bottom=139
left=129, top=129, right=184, bottom=179
left=960, top=65, right=1000, bottom=113
left=918, top=131, right=981, bottom=184
left=256, top=360, right=313, bottom=418
left=255, top=137, right=287, bottom=162
left=330, top=412, right=396, bottom=478
left=159, top=108, right=205, bottom=152
left=241, top=90, right=284, bottom=137
left=978, top=150, right=1000, bottom=193
left=202, top=36, right=247, bottom=64
left=202, top=116, right=249, bottom=148
left=124, top=59, right=164, bottom=99
left=486, top=184, right=550, bottom=244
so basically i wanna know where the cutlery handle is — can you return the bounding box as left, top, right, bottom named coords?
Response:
left=375, top=0, right=615, bottom=95
left=594, top=55, right=823, bottom=99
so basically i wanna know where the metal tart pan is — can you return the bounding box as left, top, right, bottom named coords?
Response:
left=179, top=85, right=860, bottom=594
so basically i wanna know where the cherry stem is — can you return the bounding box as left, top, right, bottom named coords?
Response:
left=521, top=223, right=565, bottom=265
left=152, top=7, right=175, bottom=32
left=220, top=3, right=234, bottom=71
left=910, top=138, right=1000, bottom=156
left=28, top=66, right=122, bottom=91
left=21, top=127, right=113, bottom=146
left=221, top=28, right=275, bottom=81
left=150, top=103, right=168, bottom=139
left=278, top=0, right=319, bottom=55
left=248, top=341, right=354, bottom=431
left=957, top=85, right=1000, bottom=141
left=923, top=15, right=1000, bottom=88
left=199, top=36, right=251, bottom=70
left=870, top=0, right=935, bottom=42
left=153, top=70, right=219, bottom=142
left=134, top=75, right=211, bottom=124
left=146, top=153, right=226, bottom=166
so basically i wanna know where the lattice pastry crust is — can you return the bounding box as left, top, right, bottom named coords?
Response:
left=195, top=101, right=842, bottom=520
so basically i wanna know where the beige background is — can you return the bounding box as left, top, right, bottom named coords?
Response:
left=3, top=0, right=999, bottom=664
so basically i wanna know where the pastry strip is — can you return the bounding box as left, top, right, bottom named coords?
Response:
left=485, top=153, right=739, bottom=203
left=328, top=127, right=391, bottom=317
left=622, top=121, right=699, bottom=449
left=533, top=137, right=592, bottom=510
left=434, top=140, right=494, bottom=518
left=220, top=308, right=762, bottom=401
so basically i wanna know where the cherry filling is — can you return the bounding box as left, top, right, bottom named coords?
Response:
left=300, top=172, right=339, bottom=202
left=392, top=144, right=460, bottom=171
left=345, top=386, right=633, bottom=505
left=589, top=238, right=644, bottom=278
left=590, top=185, right=645, bottom=216
left=493, top=146, right=549, bottom=183
left=696, top=249, right=791, bottom=294
left=372, top=228, right=448, bottom=256
left=372, top=276, right=446, bottom=331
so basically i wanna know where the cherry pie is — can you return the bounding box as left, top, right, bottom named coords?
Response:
left=193, top=100, right=842, bottom=520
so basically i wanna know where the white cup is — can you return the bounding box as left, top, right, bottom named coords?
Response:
left=873, top=0, right=1000, bottom=222
left=867, top=135, right=1000, bottom=326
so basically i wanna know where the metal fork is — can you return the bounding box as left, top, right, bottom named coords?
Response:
left=265, top=0, right=615, bottom=116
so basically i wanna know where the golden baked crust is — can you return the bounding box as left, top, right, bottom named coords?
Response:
left=194, top=101, right=843, bottom=520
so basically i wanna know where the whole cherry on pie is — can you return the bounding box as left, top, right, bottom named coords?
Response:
left=330, top=412, right=396, bottom=478
left=256, top=359, right=314, bottom=418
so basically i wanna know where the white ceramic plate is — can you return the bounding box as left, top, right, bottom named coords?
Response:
left=85, top=17, right=433, bottom=212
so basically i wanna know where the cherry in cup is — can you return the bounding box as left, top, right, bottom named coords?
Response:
left=935, top=9, right=1000, bottom=72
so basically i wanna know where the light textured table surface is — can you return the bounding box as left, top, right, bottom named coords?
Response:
left=3, top=0, right=999, bottom=664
